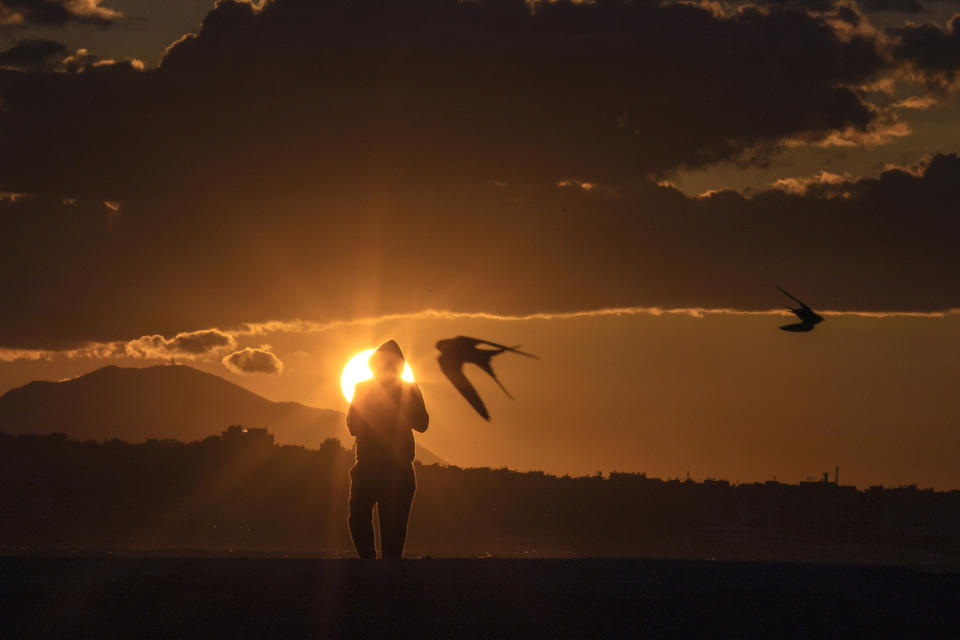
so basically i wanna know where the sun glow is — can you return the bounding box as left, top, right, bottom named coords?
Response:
left=340, top=349, right=414, bottom=402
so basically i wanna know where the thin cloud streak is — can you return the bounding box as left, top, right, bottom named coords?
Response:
left=237, top=306, right=956, bottom=335
left=1, top=307, right=955, bottom=362
left=0, top=348, right=54, bottom=363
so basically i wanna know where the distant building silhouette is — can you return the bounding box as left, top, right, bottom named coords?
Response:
left=221, top=425, right=274, bottom=447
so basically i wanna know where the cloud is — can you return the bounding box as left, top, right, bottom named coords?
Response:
left=3, top=304, right=955, bottom=362
left=891, top=95, right=939, bottom=109
left=68, top=329, right=236, bottom=360
left=2, top=150, right=960, bottom=350
left=882, top=157, right=930, bottom=175
left=0, top=39, right=66, bottom=69
left=222, top=346, right=284, bottom=375
left=231, top=306, right=953, bottom=335
left=0, top=1, right=958, bottom=350
left=887, top=14, right=960, bottom=90
left=771, top=171, right=852, bottom=196
left=124, top=329, right=235, bottom=358
left=556, top=180, right=598, bottom=192
left=857, top=0, right=924, bottom=12
left=727, top=0, right=924, bottom=14
left=781, top=103, right=912, bottom=148
left=164, top=329, right=234, bottom=355
left=0, top=0, right=895, bottom=199
left=0, top=0, right=122, bottom=27
left=0, top=347, right=54, bottom=362
left=0, top=41, right=142, bottom=75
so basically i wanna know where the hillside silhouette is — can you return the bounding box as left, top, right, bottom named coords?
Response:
left=0, top=365, right=445, bottom=464
left=0, top=431, right=957, bottom=565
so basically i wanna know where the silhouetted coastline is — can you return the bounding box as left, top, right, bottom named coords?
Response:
left=1, top=430, right=957, bottom=567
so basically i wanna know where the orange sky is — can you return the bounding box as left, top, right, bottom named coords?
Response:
left=3, top=1, right=960, bottom=490
left=3, top=310, right=958, bottom=489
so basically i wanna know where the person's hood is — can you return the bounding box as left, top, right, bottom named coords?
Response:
left=370, top=340, right=406, bottom=376
left=375, top=340, right=405, bottom=361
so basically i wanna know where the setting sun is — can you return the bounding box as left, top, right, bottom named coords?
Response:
left=340, top=349, right=414, bottom=402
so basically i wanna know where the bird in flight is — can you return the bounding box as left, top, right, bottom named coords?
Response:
left=777, top=286, right=824, bottom=332
left=435, top=336, right=538, bottom=421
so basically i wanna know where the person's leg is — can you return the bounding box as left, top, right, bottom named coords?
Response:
left=379, top=465, right=417, bottom=559
left=348, top=466, right=378, bottom=559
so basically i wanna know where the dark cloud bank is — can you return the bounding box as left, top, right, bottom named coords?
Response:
left=0, top=38, right=64, bottom=67
left=0, top=0, right=958, bottom=349
left=743, top=0, right=926, bottom=13
left=0, top=0, right=895, bottom=194
left=0, top=1, right=121, bottom=27
left=890, top=14, right=960, bottom=90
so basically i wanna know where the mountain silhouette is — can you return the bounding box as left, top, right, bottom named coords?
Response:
left=0, top=365, right=445, bottom=465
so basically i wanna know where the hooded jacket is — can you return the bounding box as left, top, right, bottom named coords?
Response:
left=346, top=341, right=429, bottom=466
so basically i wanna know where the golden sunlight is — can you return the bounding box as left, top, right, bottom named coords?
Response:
left=340, top=348, right=414, bottom=402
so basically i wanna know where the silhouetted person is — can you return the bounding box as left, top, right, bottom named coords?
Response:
left=435, top=336, right=537, bottom=421
left=777, top=286, right=824, bottom=332
left=347, top=340, right=428, bottom=559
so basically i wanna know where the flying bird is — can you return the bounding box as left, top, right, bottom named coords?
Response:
left=435, top=336, right=538, bottom=421
left=777, top=286, right=824, bottom=332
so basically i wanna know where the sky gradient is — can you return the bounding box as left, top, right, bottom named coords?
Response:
left=1, top=0, right=959, bottom=488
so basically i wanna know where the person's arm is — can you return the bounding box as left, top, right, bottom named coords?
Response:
left=406, top=383, right=429, bottom=433
left=346, top=404, right=361, bottom=437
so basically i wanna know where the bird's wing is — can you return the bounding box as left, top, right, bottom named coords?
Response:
left=438, top=354, right=490, bottom=421
left=474, top=359, right=514, bottom=399
left=471, top=337, right=539, bottom=359
left=779, top=321, right=815, bottom=332
left=777, top=286, right=813, bottom=311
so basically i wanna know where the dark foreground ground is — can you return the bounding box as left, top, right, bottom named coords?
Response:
left=1, top=557, right=958, bottom=639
